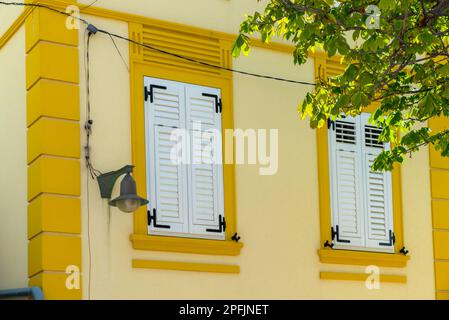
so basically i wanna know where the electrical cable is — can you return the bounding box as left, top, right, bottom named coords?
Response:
left=81, top=0, right=99, bottom=10
left=108, top=33, right=130, bottom=72
left=0, top=1, right=316, bottom=86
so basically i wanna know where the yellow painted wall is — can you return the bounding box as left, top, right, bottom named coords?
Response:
left=78, top=9, right=435, bottom=298
left=0, top=26, right=28, bottom=289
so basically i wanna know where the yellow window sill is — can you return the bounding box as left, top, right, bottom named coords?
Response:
left=320, top=272, right=406, bottom=283
left=318, top=249, right=410, bottom=268
left=130, top=234, right=243, bottom=256
left=132, top=259, right=240, bottom=273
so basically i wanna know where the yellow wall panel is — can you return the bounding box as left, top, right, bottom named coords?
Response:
left=27, top=79, right=80, bottom=126
left=27, top=156, right=80, bottom=200
left=432, top=200, right=449, bottom=229
left=430, top=170, right=449, bottom=199
left=25, top=7, right=78, bottom=53
left=28, top=194, right=81, bottom=239
left=27, top=118, right=80, bottom=163
left=28, top=233, right=81, bottom=277
left=435, top=261, right=449, bottom=291
left=433, top=231, right=449, bottom=260
left=26, top=42, right=79, bottom=89
left=29, top=272, right=82, bottom=300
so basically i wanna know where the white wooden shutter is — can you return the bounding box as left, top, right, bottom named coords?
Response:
left=185, top=84, right=221, bottom=130
left=360, top=113, right=394, bottom=251
left=328, top=116, right=365, bottom=247
left=145, top=77, right=189, bottom=235
left=146, top=77, right=186, bottom=128
left=186, top=84, right=225, bottom=240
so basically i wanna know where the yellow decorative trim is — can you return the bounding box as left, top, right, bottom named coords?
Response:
left=320, top=271, right=407, bottom=283
left=0, top=7, right=33, bottom=50
left=318, top=249, right=410, bottom=268
left=130, top=234, right=243, bottom=256
left=132, top=259, right=240, bottom=274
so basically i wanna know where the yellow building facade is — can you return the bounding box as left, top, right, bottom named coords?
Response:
left=0, top=0, right=448, bottom=299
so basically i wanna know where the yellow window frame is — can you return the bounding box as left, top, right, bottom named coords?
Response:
left=128, top=22, right=242, bottom=256
left=315, top=54, right=409, bottom=267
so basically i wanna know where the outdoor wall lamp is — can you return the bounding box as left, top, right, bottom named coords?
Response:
left=97, top=165, right=148, bottom=213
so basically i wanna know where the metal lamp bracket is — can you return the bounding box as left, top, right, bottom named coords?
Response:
left=97, top=165, right=134, bottom=199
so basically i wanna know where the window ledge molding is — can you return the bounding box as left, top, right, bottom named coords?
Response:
left=320, top=272, right=406, bottom=283
left=318, top=249, right=410, bottom=268
left=130, top=234, right=243, bottom=256
left=132, top=259, right=240, bottom=274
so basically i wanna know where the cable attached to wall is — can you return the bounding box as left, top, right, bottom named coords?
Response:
left=0, top=1, right=316, bottom=86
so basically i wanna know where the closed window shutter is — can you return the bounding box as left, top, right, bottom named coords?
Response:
left=186, top=85, right=225, bottom=239
left=145, top=77, right=189, bottom=234
left=329, top=117, right=365, bottom=247
left=360, top=114, right=394, bottom=251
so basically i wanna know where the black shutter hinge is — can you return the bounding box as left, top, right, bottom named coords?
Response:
left=202, top=93, right=222, bottom=113
left=324, top=240, right=334, bottom=249
left=231, top=233, right=241, bottom=242
left=331, top=225, right=350, bottom=243
left=206, top=215, right=226, bottom=233
left=379, top=230, right=395, bottom=246
left=145, top=84, right=167, bottom=102
left=399, top=246, right=409, bottom=255
left=147, top=208, right=170, bottom=229
left=327, top=118, right=335, bottom=131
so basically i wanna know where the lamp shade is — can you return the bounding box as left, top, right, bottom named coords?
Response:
left=109, top=173, right=148, bottom=213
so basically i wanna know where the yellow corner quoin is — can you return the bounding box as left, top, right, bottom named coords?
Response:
left=24, top=1, right=82, bottom=299
left=28, top=194, right=81, bottom=239
left=318, top=249, right=410, bottom=268
left=27, top=156, right=80, bottom=201
left=27, top=79, right=80, bottom=126
left=132, top=259, right=240, bottom=274
left=319, top=272, right=407, bottom=284
left=428, top=116, right=449, bottom=299
left=130, top=234, right=243, bottom=256
left=28, top=233, right=81, bottom=277
left=29, top=272, right=82, bottom=300
left=26, top=41, right=79, bottom=90
left=27, top=118, right=80, bottom=163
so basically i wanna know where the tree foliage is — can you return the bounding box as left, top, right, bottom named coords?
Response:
left=233, top=0, right=449, bottom=170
